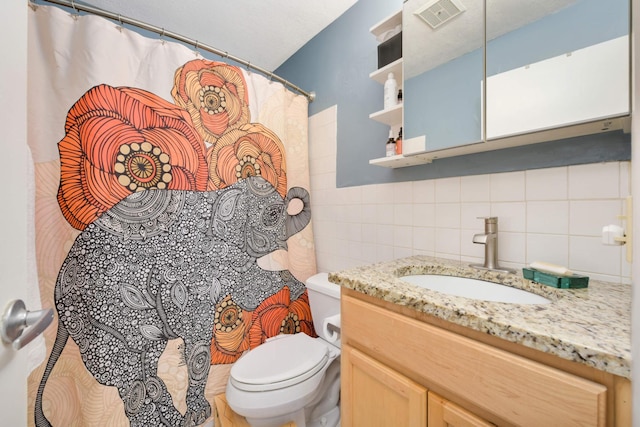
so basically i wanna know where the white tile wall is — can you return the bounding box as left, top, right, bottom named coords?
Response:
left=308, top=105, right=631, bottom=283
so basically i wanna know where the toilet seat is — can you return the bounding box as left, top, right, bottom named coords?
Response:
left=229, top=333, right=330, bottom=392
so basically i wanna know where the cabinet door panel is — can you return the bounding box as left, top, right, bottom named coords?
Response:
left=428, top=392, right=493, bottom=427
left=342, top=345, right=427, bottom=427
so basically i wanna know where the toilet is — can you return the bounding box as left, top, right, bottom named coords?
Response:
left=225, top=273, right=341, bottom=427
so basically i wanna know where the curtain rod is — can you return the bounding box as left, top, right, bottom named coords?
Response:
left=35, top=0, right=316, bottom=102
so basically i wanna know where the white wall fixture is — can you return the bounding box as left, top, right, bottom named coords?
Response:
left=601, top=196, right=633, bottom=263
left=602, top=224, right=625, bottom=245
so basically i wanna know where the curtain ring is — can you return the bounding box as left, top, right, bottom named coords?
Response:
left=160, top=28, right=165, bottom=44
left=246, top=61, right=251, bottom=72
left=115, top=14, right=123, bottom=31
left=70, top=0, right=79, bottom=18
left=194, top=40, right=200, bottom=56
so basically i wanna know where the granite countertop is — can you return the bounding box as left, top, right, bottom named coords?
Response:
left=329, top=256, right=632, bottom=379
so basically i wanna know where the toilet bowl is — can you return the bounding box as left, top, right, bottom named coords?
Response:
left=225, top=273, right=341, bottom=427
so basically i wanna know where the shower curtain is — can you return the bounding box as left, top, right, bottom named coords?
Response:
left=26, top=4, right=317, bottom=426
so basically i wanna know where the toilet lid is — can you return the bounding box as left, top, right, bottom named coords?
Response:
left=230, top=333, right=329, bottom=392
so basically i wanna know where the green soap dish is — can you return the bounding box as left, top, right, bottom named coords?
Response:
left=522, top=268, right=589, bottom=289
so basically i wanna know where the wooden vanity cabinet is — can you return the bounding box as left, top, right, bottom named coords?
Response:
left=340, top=289, right=631, bottom=427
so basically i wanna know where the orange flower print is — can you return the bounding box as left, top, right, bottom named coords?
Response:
left=210, top=295, right=252, bottom=364
left=171, top=59, right=250, bottom=146
left=248, top=287, right=316, bottom=349
left=57, top=84, right=209, bottom=230
left=207, top=123, right=287, bottom=198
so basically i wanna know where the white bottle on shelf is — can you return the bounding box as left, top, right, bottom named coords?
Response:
left=383, top=72, right=398, bottom=110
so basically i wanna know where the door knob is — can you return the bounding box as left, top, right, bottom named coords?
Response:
left=1, top=299, right=53, bottom=350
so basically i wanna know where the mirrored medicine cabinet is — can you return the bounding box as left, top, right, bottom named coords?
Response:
left=373, top=0, right=631, bottom=168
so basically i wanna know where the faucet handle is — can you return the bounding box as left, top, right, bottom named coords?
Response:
left=477, top=216, right=498, bottom=232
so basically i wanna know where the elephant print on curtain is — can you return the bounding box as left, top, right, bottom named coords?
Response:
left=34, top=60, right=315, bottom=427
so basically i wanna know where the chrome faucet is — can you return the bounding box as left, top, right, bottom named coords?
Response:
left=470, top=217, right=515, bottom=273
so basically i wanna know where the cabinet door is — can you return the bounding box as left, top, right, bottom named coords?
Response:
left=342, top=345, right=427, bottom=427
left=402, top=0, right=484, bottom=151
left=485, top=0, right=629, bottom=140
left=428, top=392, right=493, bottom=427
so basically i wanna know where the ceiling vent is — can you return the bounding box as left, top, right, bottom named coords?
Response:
left=414, top=0, right=466, bottom=29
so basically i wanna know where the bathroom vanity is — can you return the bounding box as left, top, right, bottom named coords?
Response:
left=330, top=257, right=631, bottom=426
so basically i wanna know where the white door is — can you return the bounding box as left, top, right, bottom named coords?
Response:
left=0, top=1, right=30, bottom=425
left=632, top=0, right=640, bottom=422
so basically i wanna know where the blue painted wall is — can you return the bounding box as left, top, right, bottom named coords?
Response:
left=276, top=0, right=631, bottom=188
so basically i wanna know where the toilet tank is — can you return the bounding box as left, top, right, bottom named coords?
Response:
left=305, top=273, right=340, bottom=338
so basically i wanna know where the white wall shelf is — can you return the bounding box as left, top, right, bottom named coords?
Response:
left=370, top=10, right=402, bottom=39
left=369, top=103, right=402, bottom=126
left=369, top=154, right=431, bottom=168
left=369, top=58, right=403, bottom=85
left=369, top=10, right=403, bottom=165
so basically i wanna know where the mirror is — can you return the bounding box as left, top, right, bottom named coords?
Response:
left=402, top=0, right=484, bottom=152
left=402, top=0, right=630, bottom=156
left=485, top=0, right=629, bottom=140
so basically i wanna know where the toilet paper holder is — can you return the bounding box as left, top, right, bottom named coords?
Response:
left=326, top=323, right=341, bottom=334
left=322, top=314, right=341, bottom=344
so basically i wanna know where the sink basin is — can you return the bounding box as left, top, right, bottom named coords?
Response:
left=401, top=275, right=551, bottom=304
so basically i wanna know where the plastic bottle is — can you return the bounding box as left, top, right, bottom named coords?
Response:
left=383, top=73, right=398, bottom=110
left=385, top=129, right=396, bottom=157
left=395, top=127, right=403, bottom=155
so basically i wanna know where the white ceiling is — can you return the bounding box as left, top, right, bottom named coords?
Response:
left=74, top=0, right=358, bottom=71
